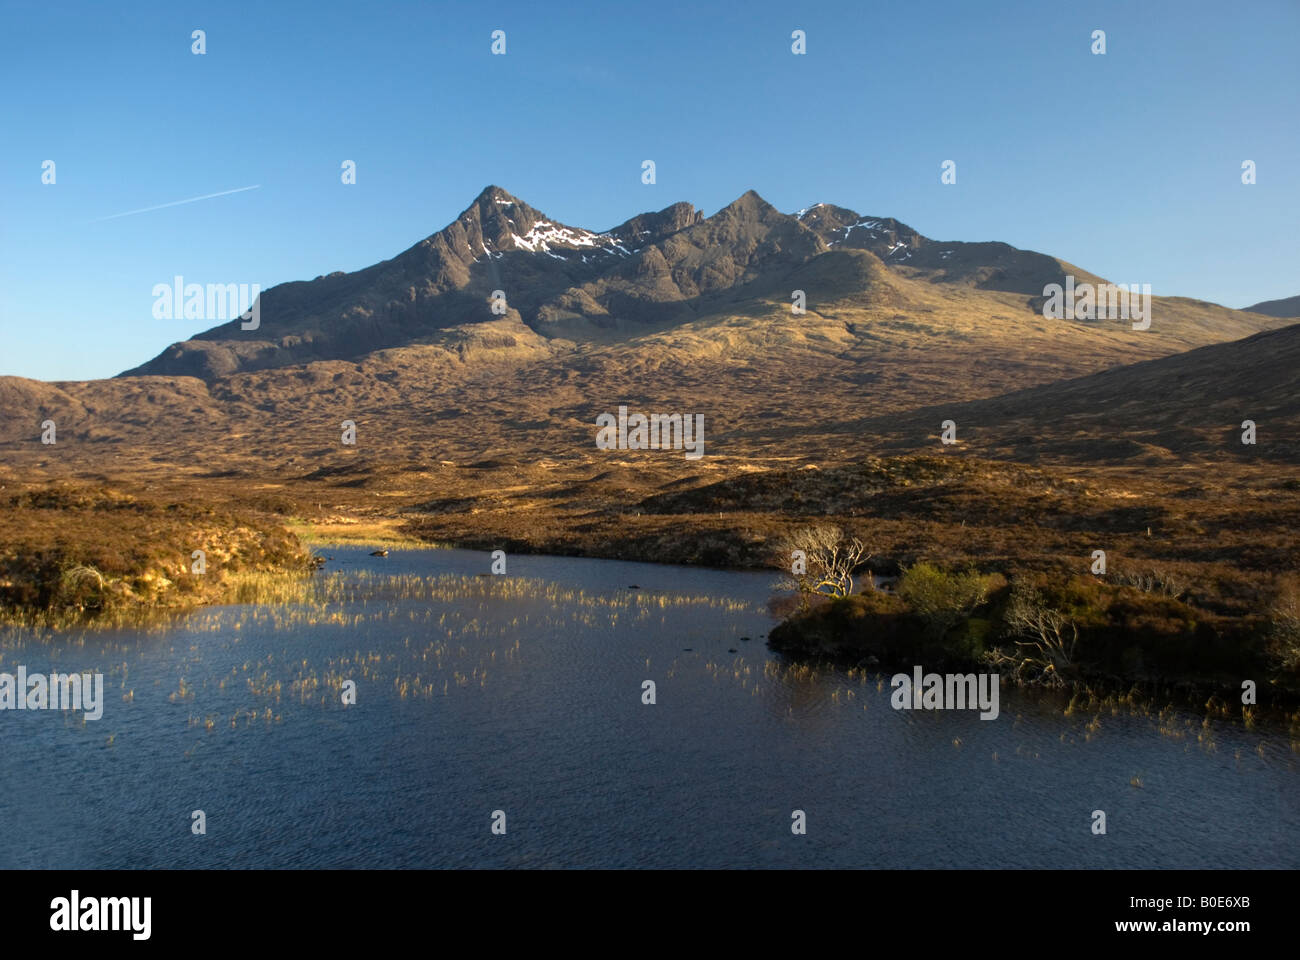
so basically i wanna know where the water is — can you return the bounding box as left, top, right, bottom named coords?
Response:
left=1, top=546, right=1296, bottom=868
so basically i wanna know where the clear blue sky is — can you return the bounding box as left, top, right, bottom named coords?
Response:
left=2, top=0, right=1296, bottom=381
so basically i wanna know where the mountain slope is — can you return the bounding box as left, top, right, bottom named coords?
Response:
left=846, top=321, right=1300, bottom=464
left=121, top=185, right=1287, bottom=382
left=121, top=186, right=693, bottom=378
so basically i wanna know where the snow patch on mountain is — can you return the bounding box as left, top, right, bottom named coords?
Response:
left=469, top=218, right=636, bottom=259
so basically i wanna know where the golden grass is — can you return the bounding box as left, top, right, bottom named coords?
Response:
left=286, top=518, right=433, bottom=547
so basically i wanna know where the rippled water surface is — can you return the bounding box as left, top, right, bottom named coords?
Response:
left=2, top=546, right=1297, bottom=868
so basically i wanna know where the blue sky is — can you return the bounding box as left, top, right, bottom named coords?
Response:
left=2, top=0, right=1297, bottom=381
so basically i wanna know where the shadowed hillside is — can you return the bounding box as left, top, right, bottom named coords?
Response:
left=836, top=321, right=1300, bottom=464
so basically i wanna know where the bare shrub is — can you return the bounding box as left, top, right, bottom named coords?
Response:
left=55, top=564, right=106, bottom=611
left=1116, top=566, right=1187, bottom=600
left=774, top=525, right=872, bottom=610
left=988, top=582, right=1078, bottom=686
left=1271, top=586, right=1300, bottom=672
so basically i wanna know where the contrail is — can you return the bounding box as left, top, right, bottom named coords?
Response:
left=90, top=184, right=261, bottom=222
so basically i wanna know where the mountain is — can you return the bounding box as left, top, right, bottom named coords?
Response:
left=122, top=186, right=694, bottom=379
left=2, top=185, right=1290, bottom=481
left=120, top=186, right=1282, bottom=382
left=1244, top=294, right=1300, bottom=318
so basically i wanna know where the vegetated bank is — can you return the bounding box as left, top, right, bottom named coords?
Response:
left=768, top=548, right=1300, bottom=708
left=0, top=484, right=315, bottom=627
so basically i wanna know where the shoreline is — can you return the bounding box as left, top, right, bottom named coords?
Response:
left=3, top=476, right=1297, bottom=706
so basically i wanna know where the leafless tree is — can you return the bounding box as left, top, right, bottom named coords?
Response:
left=988, top=583, right=1078, bottom=686
left=1272, top=588, right=1300, bottom=671
left=774, top=525, right=873, bottom=609
left=55, top=563, right=106, bottom=612
left=1117, top=566, right=1188, bottom=600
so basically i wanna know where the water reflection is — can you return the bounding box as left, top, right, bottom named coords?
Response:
left=0, top=546, right=1296, bottom=869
